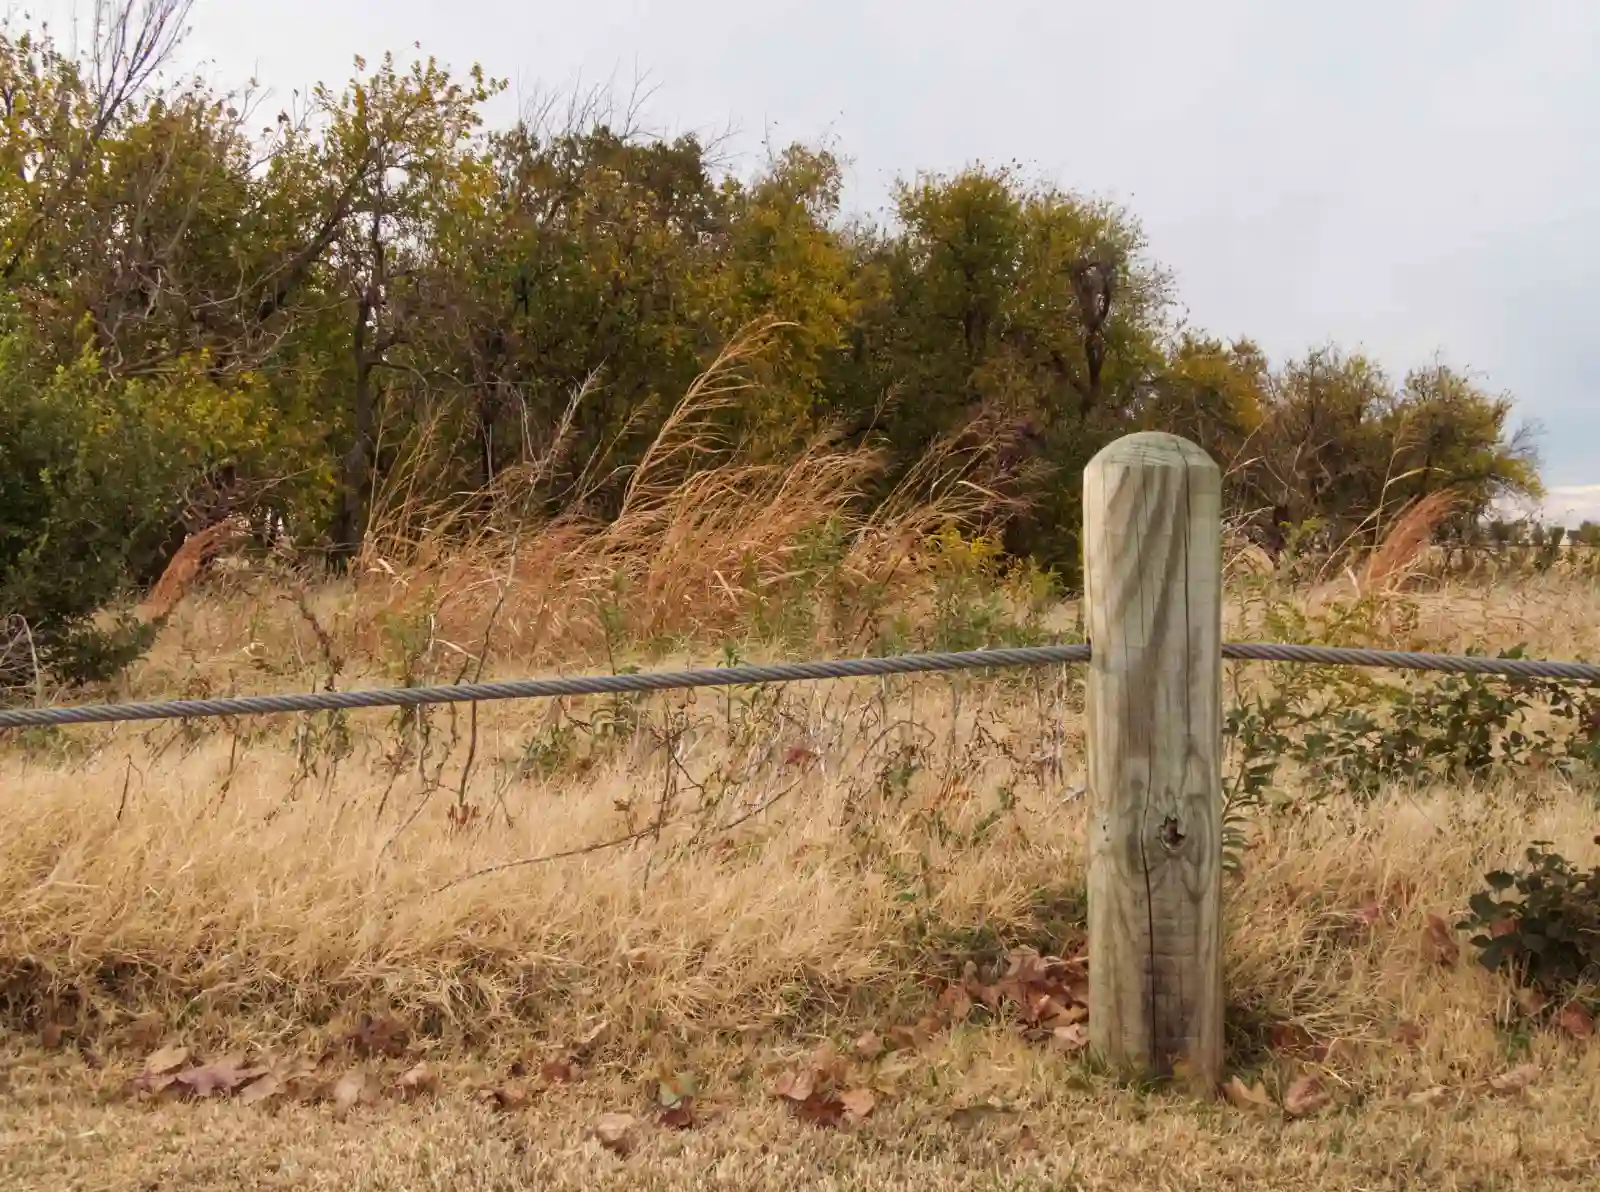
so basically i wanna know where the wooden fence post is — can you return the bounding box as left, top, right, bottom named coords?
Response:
left=1082, top=431, right=1224, bottom=1087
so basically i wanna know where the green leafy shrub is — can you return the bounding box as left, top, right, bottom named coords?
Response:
left=1457, top=842, right=1600, bottom=994
left=0, top=327, right=302, bottom=689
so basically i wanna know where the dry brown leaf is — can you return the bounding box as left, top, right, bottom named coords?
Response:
left=1051, top=1002, right=1089, bottom=1026
left=657, top=1102, right=696, bottom=1130
left=1422, top=913, right=1460, bottom=966
left=885, top=1024, right=924, bottom=1051
left=144, top=1044, right=191, bottom=1077
left=783, top=745, right=817, bottom=768
left=772, top=1068, right=815, bottom=1103
left=1051, top=1022, right=1090, bottom=1053
left=838, top=1087, right=876, bottom=1123
left=1222, top=1076, right=1274, bottom=1112
left=40, top=1022, right=64, bottom=1050
left=936, top=983, right=973, bottom=1025
left=593, top=1113, right=639, bottom=1156
left=540, top=1058, right=577, bottom=1084
left=1393, top=1020, right=1425, bottom=1047
left=132, top=1044, right=192, bottom=1095
left=1016, top=1125, right=1039, bottom=1153
left=238, top=1071, right=282, bottom=1107
left=1487, top=1063, right=1539, bottom=1095
left=1556, top=1002, right=1595, bottom=1040
left=792, top=1094, right=846, bottom=1128
left=125, top=1015, right=167, bottom=1052
left=1407, top=1085, right=1452, bottom=1107
left=174, top=1057, right=267, bottom=1098
left=476, top=1083, right=531, bottom=1112
left=810, top=1043, right=849, bottom=1086
left=396, top=1062, right=437, bottom=1099
left=854, top=1031, right=885, bottom=1060
left=1267, top=1022, right=1316, bottom=1056
left=330, top=1068, right=366, bottom=1115
left=344, top=1015, right=409, bottom=1059
left=1283, top=1074, right=1330, bottom=1118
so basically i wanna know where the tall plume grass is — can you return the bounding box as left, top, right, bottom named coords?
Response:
left=345, top=322, right=1019, bottom=665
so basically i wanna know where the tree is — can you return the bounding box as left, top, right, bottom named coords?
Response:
left=310, top=53, right=501, bottom=558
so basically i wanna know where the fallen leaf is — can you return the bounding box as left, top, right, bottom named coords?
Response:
left=274, top=1057, right=323, bottom=1103
left=330, top=1067, right=366, bottom=1115
left=1016, top=1125, right=1039, bottom=1153
left=125, top=1015, right=167, bottom=1051
left=772, top=1068, right=815, bottom=1104
left=476, top=1083, right=530, bottom=1111
left=808, top=1043, right=849, bottom=1086
left=1407, top=1085, right=1452, bottom=1107
left=238, top=1071, right=282, bottom=1107
left=344, top=1014, right=409, bottom=1059
left=593, top=1113, right=638, bottom=1156
left=854, top=1031, right=885, bottom=1060
left=144, top=1044, right=191, bottom=1076
left=838, top=1087, right=876, bottom=1123
left=1487, top=1063, right=1539, bottom=1095
left=936, top=983, right=973, bottom=1024
left=792, top=1094, right=846, bottom=1128
left=1053, top=1002, right=1090, bottom=1026
left=133, top=1044, right=191, bottom=1094
left=1222, top=1076, right=1274, bottom=1112
left=657, top=1102, right=696, bottom=1130
left=174, top=1056, right=267, bottom=1098
left=1393, top=1021, right=1425, bottom=1047
left=396, top=1062, right=437, bottom=1099
left=1051, top=1022, right=1090, bottom=1053
left=783, top=745, right=817, bottom=768
left=1422, top=914, right=1460, bottom=966
left=40, top=1022, right=64, bottom=1050
left=540, top=1058, right=577, bottom=1084
left=1556, top=1002, right=1595, bottom=1040
left=1283, top=1073, right=1330, bottom=1117
left=1267, top=1022, right=1318, bottom=1056
left=885, top=1024, right=925, bottom=1051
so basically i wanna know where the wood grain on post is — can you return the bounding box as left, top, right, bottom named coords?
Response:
left=1082, top=431, right=1224, bottom=1086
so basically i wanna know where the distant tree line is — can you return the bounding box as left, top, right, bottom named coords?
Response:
left=0, top=2, right=1540, bottom=681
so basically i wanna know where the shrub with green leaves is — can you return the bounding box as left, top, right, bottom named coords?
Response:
left=1458, top=842, right=1600, bottom=994
left=0, top=326, right=305, bottom=688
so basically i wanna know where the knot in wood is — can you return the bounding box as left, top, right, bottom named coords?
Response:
left=1158, top=815, right=1186, bottom=853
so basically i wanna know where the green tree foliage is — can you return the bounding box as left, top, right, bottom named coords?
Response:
left=0, top=7, right=1544, bottom=686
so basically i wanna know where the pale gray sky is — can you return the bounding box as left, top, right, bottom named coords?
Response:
left=28, top=0, right=1600, bottom=515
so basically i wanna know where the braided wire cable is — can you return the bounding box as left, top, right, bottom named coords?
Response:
left=1, top=642, right=1597, bottom=730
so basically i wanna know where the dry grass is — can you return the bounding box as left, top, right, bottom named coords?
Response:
left=326, top=324, right=1016, bottom=670
left=3, top=523, right=1600, bottom=1188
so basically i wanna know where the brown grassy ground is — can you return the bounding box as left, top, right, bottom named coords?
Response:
left=3, top=559, right=1599, bottom=1189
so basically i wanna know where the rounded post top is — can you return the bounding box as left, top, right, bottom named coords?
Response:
left=1086, top=431, right=1217, bottom=474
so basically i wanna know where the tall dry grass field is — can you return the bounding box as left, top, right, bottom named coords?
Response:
left=3, top=465, right=1599, bottom=1189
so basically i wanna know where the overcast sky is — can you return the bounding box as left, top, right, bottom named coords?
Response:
left=26, top=0, right=1600, bottom=519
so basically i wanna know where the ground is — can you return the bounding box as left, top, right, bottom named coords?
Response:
left=3, top=569, right=1598, bottom=1190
